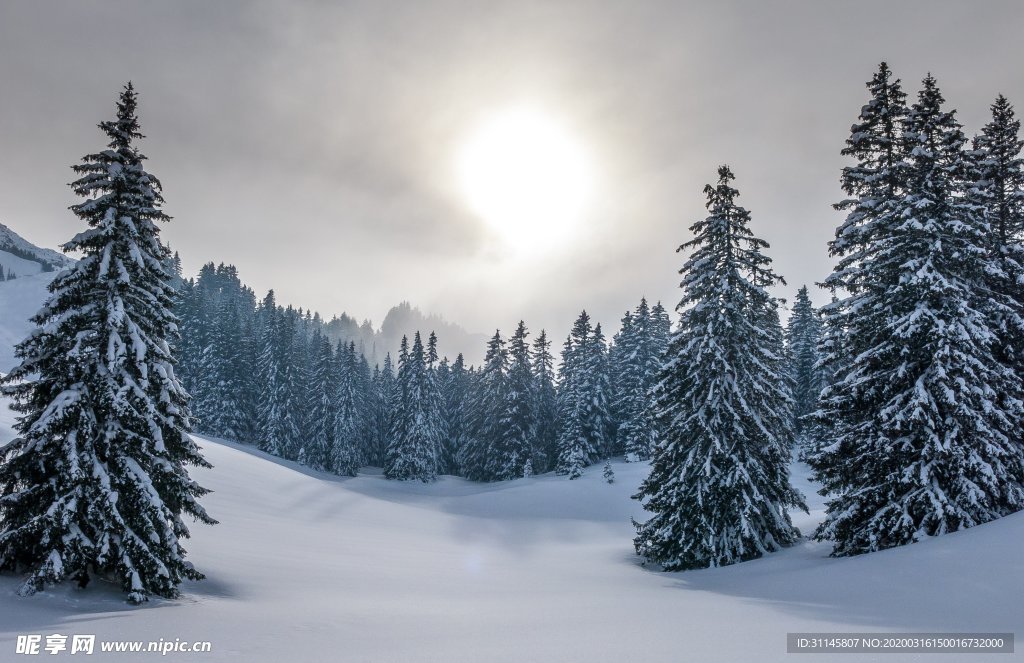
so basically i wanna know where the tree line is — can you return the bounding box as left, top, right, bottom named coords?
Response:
left=175, top=262, right=672, bottom=483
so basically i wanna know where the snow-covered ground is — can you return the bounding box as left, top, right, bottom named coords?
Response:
left=0, top=405, right=1022, bottom=661
left=0, top=273, right=53, bottom=374
left=0, top=245, right=1022, bottom=662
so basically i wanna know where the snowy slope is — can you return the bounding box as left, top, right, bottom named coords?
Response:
left=0, top=222, right=74, bottom=274
left=0, top=249, right=43, bottom=278
left=0, top=273, right=54, bottom=373
left=0, top=415, right=1020, bottom=662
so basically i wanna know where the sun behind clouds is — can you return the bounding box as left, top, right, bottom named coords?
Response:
left=456, top=107, right=593, bottom=251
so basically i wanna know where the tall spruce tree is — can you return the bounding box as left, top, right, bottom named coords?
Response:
left=503, top=322, right=537, bottom=479
left=439, top=353, right=469, bottom=475
left=633, top=165, right=805, bottom=571
left=384, top=333, right=438, bottom=482
left=812, top=74, right=1024, bottom=556
left=967, top=95, right=1024, bottom=452
left=531, top=331, right=559, bottom=473
left=460, top=331, right=514, bottom=481
left=556, top=313, right=597, bottom=478
left=0, top=84, right=215, bottom=602
left=305, top=333, right=338, bottom=472
left=784, top=286, right=823, bottom=440
left=615, top=298, right=662, bottom=462
left=333, top=341, right=362, bottom=475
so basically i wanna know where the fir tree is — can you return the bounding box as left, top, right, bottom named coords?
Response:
left=531, top=331, right=559, bottom=473
left=384, top=333, right=438, bottom=482
left=439, top=353, right=469, bottom=475
left=460, top=331, right=513, bottom=482
left=502, top=322, right=537, bottom=479
left=784, top=286, right=823, bottom=440
left=0, top=84, right=215, bottom=602
left=633, top=165, right=805, bottom=571
left=614, top=298, right=661, bottom=462
left=556, top=312, right=609, bottom=477
left=967, top=94, right=1024, bottom=452
left=305, top=333, right=338, bottom=472
left=812, top=74, right=1024, bottom=556
left=333, top=341, right=361, bottom=475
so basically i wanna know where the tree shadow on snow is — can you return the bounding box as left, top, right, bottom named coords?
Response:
left=635, top=519, right=1024, bottom=632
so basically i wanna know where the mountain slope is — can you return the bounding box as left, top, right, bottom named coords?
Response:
left=0, top=222, right=74, bottom=275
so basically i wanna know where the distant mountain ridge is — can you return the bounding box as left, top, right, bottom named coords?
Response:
left=0, top=222, right=76, bottom=276
left=322, top=301, right=487, bottom=367
left=0, top=221, right=487, bottom=368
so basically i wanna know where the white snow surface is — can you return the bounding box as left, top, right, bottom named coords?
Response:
left=0, top=249, right=44, bottom=278
left=0, top=273, right=54, bottom=373
left=0, top=405, right=1021, bottom=661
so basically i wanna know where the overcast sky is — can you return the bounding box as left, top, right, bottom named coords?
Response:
left=2, top=1, right=1023, bottom=344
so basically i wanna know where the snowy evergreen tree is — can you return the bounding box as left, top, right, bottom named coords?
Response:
left=0, top=84, right=215, bottom=602
left=811, top=74, right=1024, bottom=556
left=784, top=286, right=823, bottom=440
left=332, top=341, right=362, bottom=475
left=367, top=353, right=396, bottom=467
left=531, top=330, right=559, bottom=473
left=384, top=333, right=438, bottom=482
left=460, top=331, right=514, bottom=481
left=502, top=322, right=537, bottom=479
left=650, top=301, right=672, bottom=350
left=633, top=165, right=805, bottom=571
left=555, top=312, right=610, bottom=478
left=967, top=94, right=1024, bottom=452
left=614, top=298, right=662, bottom=462
left=256, top=294, right=302, bottom=457
left=422, top=332, right=448, bottom=474
left=439, top=353, right=469, bottom=475
left=304, top=333, right=338, bottom=472
left=556, top=313, right=595, bottom=478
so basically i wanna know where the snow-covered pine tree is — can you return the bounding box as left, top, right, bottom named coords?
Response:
left=439, top=353, right=469, bottom=475
left=588, top=323, right=613, bottom=458
left=531, top=330, right=559, bottom=473
left=460, top=331, right=514, bottom=481
left=304, top=333, right=338, bottom=472
left=615, top=298, right=661, bottom=462
left=333, top=341, right=362, bottom=476
left=0, top=83, right=215, bottom=602
left=384, top=333, right=437, bottom=482
left=555, top=312, right=602, bottom=478
left=784, top=286, right=823, bottom=441
left=650, top=301, right=671, bottom=351
left=256, top=296, right=302, bottom=458
left=633, top=165, right=805, bottom=571
left=811, top=74, right=1024, bottom=556
left=423, top=332, right=448, bottom=474
left=502, top=322, right=537, bottom=479
left=368, top=353, right=397, bottom=467
left=607, top=309, right=634, bottom=455
left=967, top=94, right=1024, bottom=453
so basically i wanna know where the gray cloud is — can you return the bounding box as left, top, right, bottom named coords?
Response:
left=2, top=0, right=1022, bottom=347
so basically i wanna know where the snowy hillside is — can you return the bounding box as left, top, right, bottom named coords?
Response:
left=0, top=274, right=54, bottom=373
left=0, top=222, right=74, bottom=276
left=0, top=401, right=1021, bottom=662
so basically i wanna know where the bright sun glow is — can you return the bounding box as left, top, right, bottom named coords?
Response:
left=457, top=107, right=592, bottom=250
